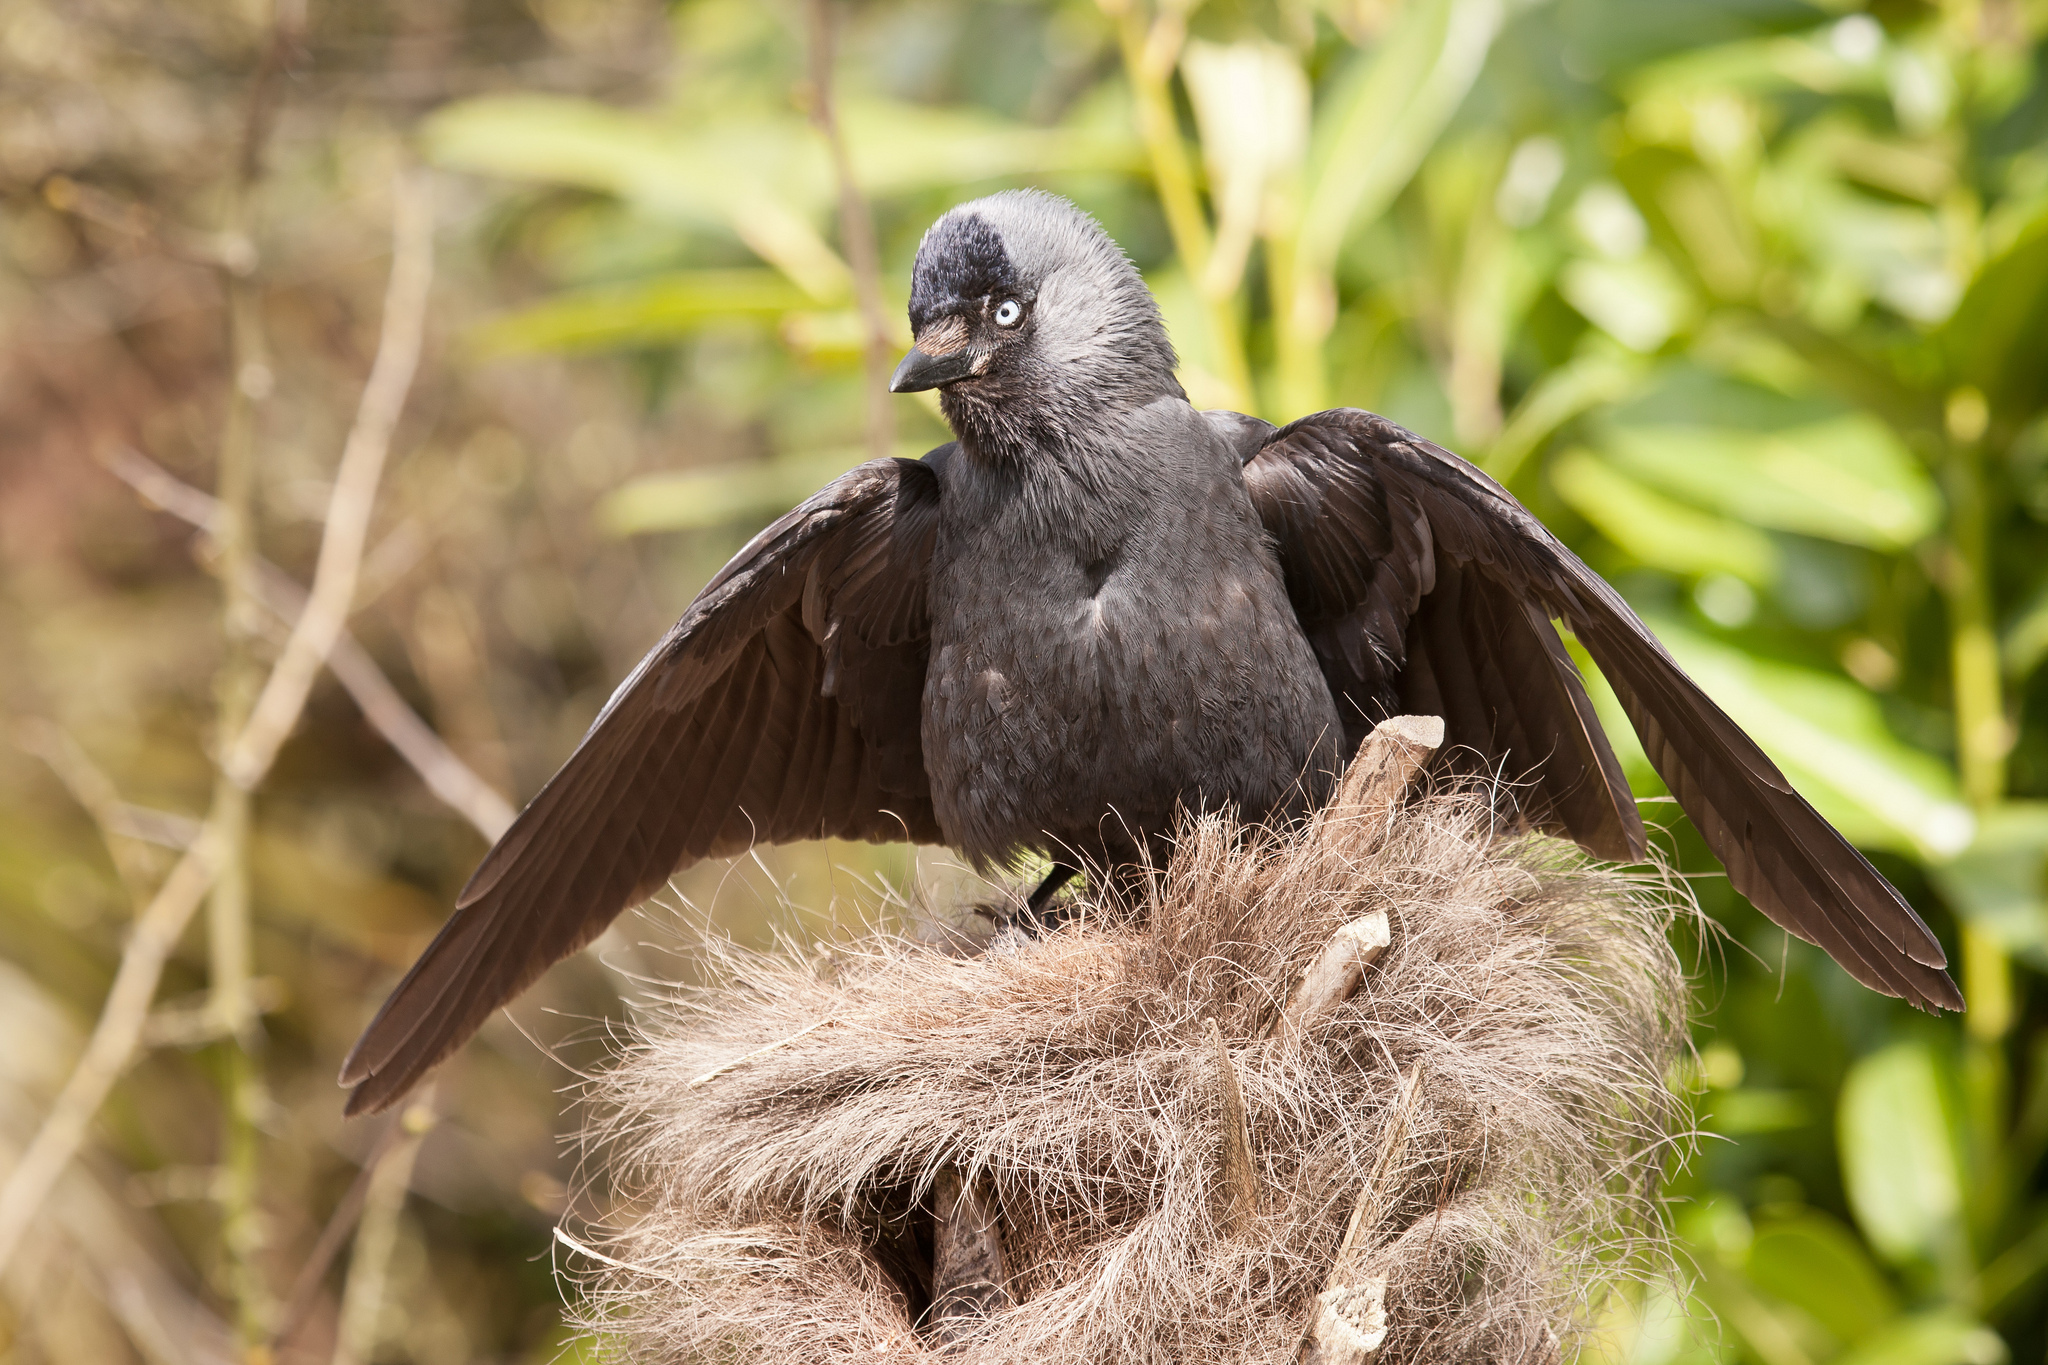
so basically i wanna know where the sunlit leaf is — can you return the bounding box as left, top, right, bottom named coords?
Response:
left=1939, top=212, right=2048, bottom=418
left=1182, top=39, right=1309, bottom=298
left=1298, top=0, right=1502, bottom=264
left=1705, top=1088, right=1813, bottom=1134
left=598, top=448, right=882, bottom=537
left=1833, top=1312, right=2007, bottom=1365
left=837, top=98, right=1142, bottom=194
left=1643, top=618, right=1974, bottom=859
left=1745, top=1211, right=1897, bottom=1346
left=470, top=270, right=811, bottom=356
left=1838, top=1041, right=1969, bottom=1272
left=1601, top=414, right=1940, bottom=549
left=1483, top=349, right=1648, bottom=485
left=1580, top=1280, right=1716, bottom=1365
left=1551, top=448, right=1778, bottom=583
left=1559, top=253, right=1697, bottom=352
left=423, top=94, right=1139, bottom=301
left=424, top=94, right=762, bottom=223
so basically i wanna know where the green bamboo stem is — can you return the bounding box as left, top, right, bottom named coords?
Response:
left=209, top=198, right=276, bottom=1355
left=1104, top=0, right=1252, bottom=410
left=1942, top=405, right=2011, bottom=1042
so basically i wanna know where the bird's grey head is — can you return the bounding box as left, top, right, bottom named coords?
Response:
left=892, top=190, right=1181, bottom=452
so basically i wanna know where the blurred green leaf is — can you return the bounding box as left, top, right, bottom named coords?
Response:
left=1552, top=447, right=1779, bottom=583
left=1298, top=0, right=1501, bottom=265
left=837, top=96, right=1143, bottom=195
left=1483, top=349, right=1647, bottom=486
left=1839, top=1041, right=1968, bottom=1273
left=471, top=270, right=810, bottom=356
left=2001, top=577, right=2048, bottom=682
left=1833, top=1312, right=2007, bottom=1365
left=1647, top=619, right=1974, bottom=859
left=424, top=94, right=1139, bottom=301
left=598, top=448, right=882, bottom=537
left=1603, top=415, right=1941, bottom=550
left=1707, top=1088, right=1814, bottom=1135
left=1926, top=802, right=2048, bottom=966
left=1940, top=213, right=2048, bottom=419
left=1559, top=253, right=1697, bottom=352
left=1745, top=1211, right=1897, bottom=1346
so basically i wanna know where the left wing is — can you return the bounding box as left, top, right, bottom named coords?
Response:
left=340, top=452, right=949, bottom=1114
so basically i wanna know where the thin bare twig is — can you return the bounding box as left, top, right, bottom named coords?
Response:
left=0, top=826, right=228, bottom=1277
left=0, top=168, right=437, bottom=1281
left=226, top=167, right=435, bottom=790
left=269, top=1087, right=439, bottom=1355
left=806, top=0, right=895, bottom=463
left=13, top=720, right=167, bottom=895
left=330, top=1094, right=436, bottom=1365
left=105, top=445, right=516, bottom=841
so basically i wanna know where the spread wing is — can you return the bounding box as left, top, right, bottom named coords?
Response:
left=1233, top=408, right=1960, bottom=1012
left=341, top=451, right=951, bottom=1114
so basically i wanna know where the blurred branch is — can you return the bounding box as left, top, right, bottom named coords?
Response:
left=210, top=5, right=311, bottom=1335
left=330, top=1094, right=436, bottom=1365
left=0, top=168, right=439, bottom=1285
left=270, top=1091, right=438, bottom=1356
left=14, top=720, right=173, bottom=896
left=224, top=167, right=436, bottom=791
left=806, top=0, right=895, bottom=464
left=106, top=445, right=516, bottom=842
left=0, top=825, right=228, bottom=1279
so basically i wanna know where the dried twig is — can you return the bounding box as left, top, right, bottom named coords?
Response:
left=104, top=445, right=516, bottom=841
left=0, top=826, right=227, bottom=1277
left=225, top=167, right=435, bottom=789
left=330, top=1093, right=436, bottom=1365
left=1297, top=1068, right=1423, bottom=1365
left=1207, top=1017, right=1259, bottom=1236
left=1316, top=714, right=1444, bottom=854
left=13, top=720, right=167, bottom=895
left=0, top=169, right=436, bottom=1281
left=1268, top=913, right=1391, bottom=1044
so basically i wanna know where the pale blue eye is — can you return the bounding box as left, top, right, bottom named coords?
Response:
left=994, top=299, right=1023, bottom=327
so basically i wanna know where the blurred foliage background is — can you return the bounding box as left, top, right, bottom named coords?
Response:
left=2, top=0, right=2047, bottom=1360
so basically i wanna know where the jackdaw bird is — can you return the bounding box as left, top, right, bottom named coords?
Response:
left=340, top=189, right=1960, bottom=1114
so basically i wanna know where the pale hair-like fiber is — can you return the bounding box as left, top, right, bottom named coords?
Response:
left=565, top=780, right=1694, bottom=1363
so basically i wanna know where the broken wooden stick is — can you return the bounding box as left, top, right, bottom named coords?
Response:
left=1260, top=715, right=1443, bottom=1043
left=1317, top=714, right=1445, bottom=855
left=1268, top=911, right=1392, bottom=1043
left=1207, top=1017, right=1260, bottom=1237
left=928, top=1166, right=1011, bottom=1343
left=1297, top=1068, right=1424, bottom=1364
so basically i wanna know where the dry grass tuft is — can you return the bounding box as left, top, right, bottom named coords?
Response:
left=568, top=773, right=1693, bottom=1363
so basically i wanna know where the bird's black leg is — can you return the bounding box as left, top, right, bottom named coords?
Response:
left=1024, top=861, right=1080, bottom=922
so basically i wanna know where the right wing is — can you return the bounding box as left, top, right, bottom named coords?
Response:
left=1238, top=409, right=1960, bottom=1013
left=341, top=451, right=952, bottom=1113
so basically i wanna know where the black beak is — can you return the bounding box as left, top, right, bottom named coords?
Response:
left=889, top=345, right=977, bottom=393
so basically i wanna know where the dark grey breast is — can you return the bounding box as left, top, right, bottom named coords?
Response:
left=341, top=189, right=1957, bottom=1116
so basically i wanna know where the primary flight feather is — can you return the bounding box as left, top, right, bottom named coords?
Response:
left=341, top=190, right=1959, bottom=1115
